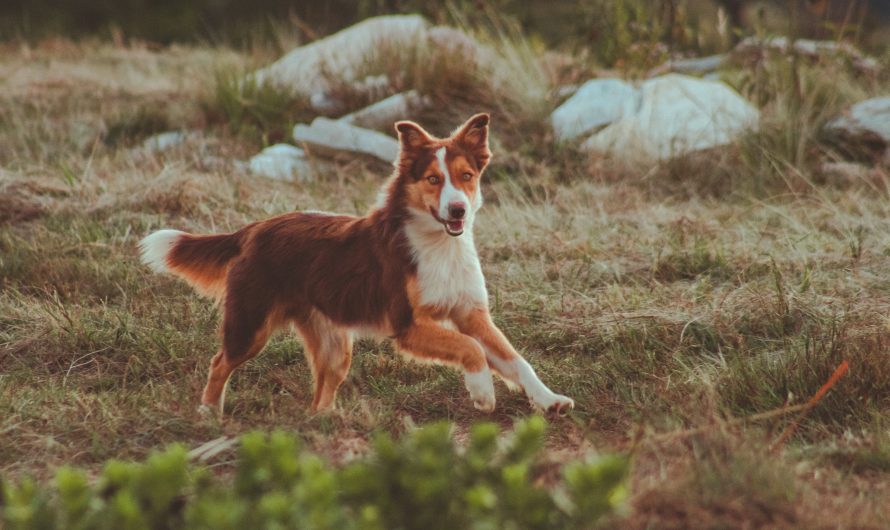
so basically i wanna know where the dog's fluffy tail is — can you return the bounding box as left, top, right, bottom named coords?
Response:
left=140, top=229, right=242, bottom=300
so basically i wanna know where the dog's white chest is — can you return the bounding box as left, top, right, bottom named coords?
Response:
left=406, top=227, right=488, bottom=311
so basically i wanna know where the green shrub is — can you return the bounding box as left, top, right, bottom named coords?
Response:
left=1, top=417, right=628, bottom=530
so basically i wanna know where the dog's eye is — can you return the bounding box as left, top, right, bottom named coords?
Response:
left=462, top=172, right=473, bottom=181
left=427, top=175, right=440, bottom=185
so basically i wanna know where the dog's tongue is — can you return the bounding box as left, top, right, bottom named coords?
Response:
left=447, top=219, right=464, bottom=234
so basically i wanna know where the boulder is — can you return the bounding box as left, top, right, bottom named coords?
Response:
left=252, top=15, right=428, bottom=100
left=825, top=97, right=890, bottom=147
left=293, top=117, right=399, bottom=163
left=249, top=144, right=313, bottom=182
left=581, top=74, right=759, bottom=163
left=550, top=79, right=639, bottom=142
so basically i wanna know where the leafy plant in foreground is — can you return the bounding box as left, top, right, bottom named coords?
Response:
left=1, top=417, right=628, bottom=530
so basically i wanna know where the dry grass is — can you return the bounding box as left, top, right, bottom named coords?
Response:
left=2, top=36, right=890, bottom=528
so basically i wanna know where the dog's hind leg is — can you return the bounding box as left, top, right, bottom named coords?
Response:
left=200, top=283, right=277, bottom=417
left=295, top=311, right=353, bottom=413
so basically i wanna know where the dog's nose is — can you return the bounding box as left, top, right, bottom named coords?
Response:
left=448, top=202, right=467, bottom=219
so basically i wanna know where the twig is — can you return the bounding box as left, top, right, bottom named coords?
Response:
left=620, top=359, right=850, bottom=452
left=770, top=359, right=849, bottom=453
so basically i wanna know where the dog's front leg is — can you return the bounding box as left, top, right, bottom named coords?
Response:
left=452, top=307, right=574, bottom=414
left=395, top=320, right=496, bottom=412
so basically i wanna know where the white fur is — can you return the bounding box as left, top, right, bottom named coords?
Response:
left=485, top=354, right=574, bottom=411
left=435, top=147, right=470, bottom=219
left=139, top=229, right=185, bottom=273
left=403, top=208, right=488, bottom=311
left=464, top=366, right=495, bottom=412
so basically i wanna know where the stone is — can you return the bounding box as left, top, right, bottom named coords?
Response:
left=581, top=74, right=759, bottom=164
left=825, top=97, right=890, bottom=146
left=249, top=144, right=313, bottom=182
left=734, top=36, right=879, bottom=75
left=550, top=79, right=639, bottom=142
left=252, top=15, right=428, bottom=99
left=142, top=131, right=188, bottom=152
left=338, top=90, right=429, bottom=131
left=293, top=117, right=399, bottom=163
left=655, top=54, right=726, bottom=76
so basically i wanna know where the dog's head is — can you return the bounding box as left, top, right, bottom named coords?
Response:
left=394, top=113, right=491, bottom=237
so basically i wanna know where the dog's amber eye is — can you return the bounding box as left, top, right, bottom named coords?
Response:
left=427, top=175, right=440, bottom=185
left=462, top=172, right=473, bottom=181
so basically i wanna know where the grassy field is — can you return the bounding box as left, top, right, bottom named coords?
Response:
left=2, top=34, right=890, bottom=528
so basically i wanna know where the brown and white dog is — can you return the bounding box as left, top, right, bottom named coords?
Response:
left=139, top=113, right=574, bottom=416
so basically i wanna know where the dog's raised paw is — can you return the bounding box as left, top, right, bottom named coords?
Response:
left=197, top=404, right=216, bottom=417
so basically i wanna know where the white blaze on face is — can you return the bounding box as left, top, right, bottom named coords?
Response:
left=435, top=147, right=469, bottom=220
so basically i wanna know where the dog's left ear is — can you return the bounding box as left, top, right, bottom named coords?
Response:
left=453, top=113, right=491, bottom=166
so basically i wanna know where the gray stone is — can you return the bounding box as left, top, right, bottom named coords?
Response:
left=252, top=15, right=428, bottom=99
left=339, top=90, right=429, bottom=131
left=826, top=97, right=890, bottom=145
left=293, top=117, right=399, bottom=163
left=142, top=131, right=189, bottom=152
left=550, top=79, right=639, bottom=142
left=581, top=74, right=759, bottom=164
left=249, top=144, right=313, bottom=182
left=664, top=54, right=726, bottom=75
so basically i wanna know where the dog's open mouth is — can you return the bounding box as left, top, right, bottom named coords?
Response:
left=430, top=208, right=464, bottom=237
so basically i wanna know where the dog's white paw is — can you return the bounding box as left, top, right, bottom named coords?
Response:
left=531, top=393, right=575, bottom=415
left=197, top=404, right=217, bottom=417
left=465, top=369, right=496, bottom=413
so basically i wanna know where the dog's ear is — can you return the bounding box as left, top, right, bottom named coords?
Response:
left=453, top=113, right=491, bottom=166
left=395, top=120, right=434, bottom=151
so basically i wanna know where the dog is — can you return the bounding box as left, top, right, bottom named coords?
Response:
left=139, top=113, right=574, bottom=416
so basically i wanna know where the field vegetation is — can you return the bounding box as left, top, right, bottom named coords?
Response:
left=2, top=1, right=890, bottom=527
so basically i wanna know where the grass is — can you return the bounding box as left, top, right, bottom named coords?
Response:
left=2, top=26, right=890, bottom=528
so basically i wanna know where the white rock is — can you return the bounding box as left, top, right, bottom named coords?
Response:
left=293, top=117, right=399, bottom=163
left=581, top=74, right=759, bottom=163
left=339, top=90, right=429, bottom=131
left=142, top=131, right=188, bottom=152
left=826, top=97, right=890, bottom=145
left=252, top=15, right=428, bottom=99
left=249, top=144, right=313, bottom=182
left=550, top=79, right=639, bottom=142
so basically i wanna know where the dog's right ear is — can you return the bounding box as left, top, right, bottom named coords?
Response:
left=395, top=121, right=434, bottom=150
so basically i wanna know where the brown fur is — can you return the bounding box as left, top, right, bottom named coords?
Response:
left=142, top=113, right=571, bottom=416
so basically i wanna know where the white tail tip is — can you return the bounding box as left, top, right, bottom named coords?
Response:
left=139, top=229, right=185, bottom=273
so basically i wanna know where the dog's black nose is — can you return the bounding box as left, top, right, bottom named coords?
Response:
left=448, top=202, right=466, bottom=219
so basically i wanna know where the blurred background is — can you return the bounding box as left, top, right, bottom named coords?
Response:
left=2, top=0, right=889, bottom=54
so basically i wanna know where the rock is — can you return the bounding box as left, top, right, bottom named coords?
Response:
left=734, top=36, right=879, bottom=75
left=825, top=97, right=890, bottom=147
left=142, top=131, right=189, bottom=152
left=550, top=79, right=639, bottom=142
left=309, top=74, right=394, bottom=115
left=249, top=144, right=313, bottom=182
left=581, top=74, right=759, bottom=163
left=649, top=54, right=727, bottom=77
left=818, top=161, right=874, bottom=184
left=252, top=15, right=428, bottom=99
left=293, top=117, right=399, bottom=163
left=339, top=91, right=429, bottom=131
